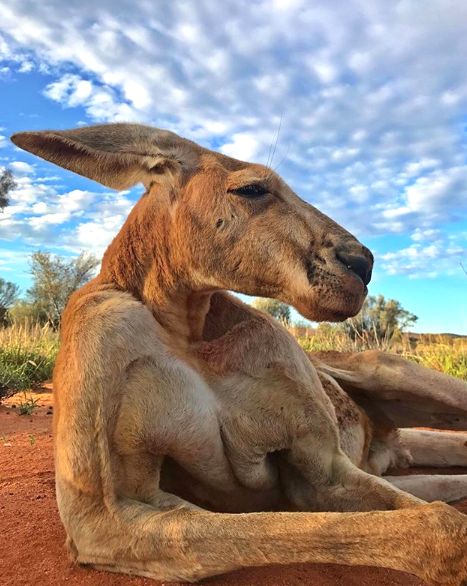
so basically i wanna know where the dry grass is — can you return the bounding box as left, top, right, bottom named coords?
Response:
left=0, top=322, right=59, bottom=400
left=406, top=337, right=467, bottom=379
left=0, top=320, right=465, bottom=401
left=295, top=327, right=467, bottom=380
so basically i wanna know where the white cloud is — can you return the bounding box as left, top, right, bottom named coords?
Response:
left=411, top=227, right=441, bottom=242
left=219, top=132, right=261, bottom=161
left=380, top=232, right=467, bottom=279
left=404, top=166, right=467, bottom=213
left=72, top=215, right=127, bottom=250
left=44, top=74, right=139, bottom=121
left=18, top=59, right=33, bottom=73
left=311, top=60, right=338, bottom=84
left=9, top=161, right=34, bottom=174
left=0, top=32, right=37, bottom=74
left=44, top=74, right=93, bottom=106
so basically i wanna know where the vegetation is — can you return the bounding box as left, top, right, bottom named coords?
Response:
left=27, top=251, right=99, bottom=329
left=0, top=322, right=59, bottom=401
left=408, top=337, right=467, bottom=380
left=342, top=294, right=418, bottom=346
left=244, top=295, right=465, bottom=380
left=0, top=284, right=464, bottom=401
left=0, top=278, right=20, bottom=325
left=7, top=300, right=47, bottom=326
left=296, top=327, right=466, bottom=380
left=0, top=317, right=464, bottom=403
left=18, top=393, right=40, bottom=416
left=0, top=168, right=16, bottom=211
left=252, top=297, right=291, bottom=324
left=0, top=249, right=98, bottom=400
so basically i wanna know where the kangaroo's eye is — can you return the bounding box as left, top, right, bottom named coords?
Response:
left=230, top=184, right=268, bottom=198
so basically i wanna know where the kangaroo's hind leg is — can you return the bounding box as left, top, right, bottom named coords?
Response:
left=385, top=474, right=467, bottom=503
left=399, top=429, right=467, bottom=467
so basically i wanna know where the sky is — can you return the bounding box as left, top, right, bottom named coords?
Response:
left=0, top=0, right=466, bottom=333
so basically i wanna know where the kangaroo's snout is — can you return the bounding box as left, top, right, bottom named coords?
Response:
left=335, top=243, right=373, bottom=286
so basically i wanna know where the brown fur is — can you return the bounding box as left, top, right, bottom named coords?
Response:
left=11, top=123, right=467, bottom=585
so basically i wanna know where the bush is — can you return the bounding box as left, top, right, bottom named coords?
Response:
left=252, top=297, right=291, bottom=324
left=7, top=300, right=48, bottom=326
left=409, top=337, right=467, bottom=379
left=0, top=323, right=59, bottom=401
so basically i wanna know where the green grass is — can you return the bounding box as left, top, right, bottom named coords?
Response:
left=18, top=393, right=41, bottom=416
left=0, top=323, right=59, bottom=400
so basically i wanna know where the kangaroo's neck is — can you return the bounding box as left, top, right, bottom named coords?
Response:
left=99, top=195, right=212, bottom=345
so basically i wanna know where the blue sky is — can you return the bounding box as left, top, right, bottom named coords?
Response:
left=0, top=0, right=466, bottom=333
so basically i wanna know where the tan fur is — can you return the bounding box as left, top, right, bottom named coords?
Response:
left=11, top=124, right=467, bottom=585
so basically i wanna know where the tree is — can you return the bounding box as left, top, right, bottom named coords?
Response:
left=342, top=294, right=417, bottom=344
left=0, top=278, right=19, bottom=325
left=0, top=169, right=16, bottom=211
left=252, top=297, right=291, bottom=325
left=28, top=251, right=99, bottom=328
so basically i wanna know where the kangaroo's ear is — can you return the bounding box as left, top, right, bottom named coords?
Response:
left=10, top=123, right=199, bottom=190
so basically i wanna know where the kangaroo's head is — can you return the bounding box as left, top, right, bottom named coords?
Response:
left=11, top=123, right=372, bottom=321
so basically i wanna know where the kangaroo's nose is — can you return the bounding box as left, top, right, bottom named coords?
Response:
left=335, top=245, right=373, bottom=286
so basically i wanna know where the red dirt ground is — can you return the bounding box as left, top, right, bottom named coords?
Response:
left=1, top=387, right=466, bottom=586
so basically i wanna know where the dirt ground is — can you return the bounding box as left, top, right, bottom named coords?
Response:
left=1, top=388, right=466, bottom=586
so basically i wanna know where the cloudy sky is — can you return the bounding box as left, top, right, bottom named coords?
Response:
left=0, top=0, right=466, bottom=332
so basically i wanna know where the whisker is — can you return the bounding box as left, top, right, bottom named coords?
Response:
left=272, top=140, right=290, bottom=174
left=266, top=134, right=274, bottom=170
left=269, top=113, right=283, bottom=170
left=265, top=113, right=283, bottom=173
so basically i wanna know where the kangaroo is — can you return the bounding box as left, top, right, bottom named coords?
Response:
left=11, top=124, right=467, bottom=585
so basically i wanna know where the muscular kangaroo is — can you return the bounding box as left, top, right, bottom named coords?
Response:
left=11, top=124, right=467, bottom=584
